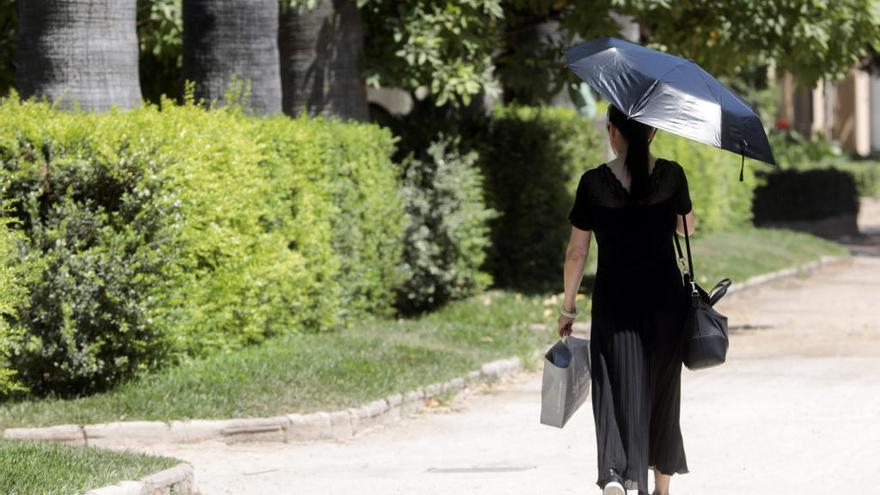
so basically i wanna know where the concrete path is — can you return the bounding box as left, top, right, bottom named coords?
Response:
left=141, top=200, right=880, bottom=495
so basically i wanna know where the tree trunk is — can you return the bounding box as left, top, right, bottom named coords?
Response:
left=16, top=0, right=142, bottom=111
left=181, top=0, right=282, bottom=115
left=280, top=0, right=368, bottom=121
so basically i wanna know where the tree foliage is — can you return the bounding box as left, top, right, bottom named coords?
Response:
left=136, top=0, right=880, bottom=106
left=495, top=0, right=620, bottom=103
left=284, top=0, right=504, bottom=106
left=1, top=1, right=878, bottom=105
left=360, top=0, right=504, bottom=106
left=137, top=0, right=183, bottom=103
left=614, top=0, right=880, bottom=85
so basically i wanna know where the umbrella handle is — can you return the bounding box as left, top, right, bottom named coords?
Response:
left=739, top=139, right=748, bottom=182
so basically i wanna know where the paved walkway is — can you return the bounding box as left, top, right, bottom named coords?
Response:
left=142, top=200, right=880, bottom=495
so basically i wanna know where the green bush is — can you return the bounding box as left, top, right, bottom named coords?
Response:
left=767, top=129, right=844, bottom=169
left=396, top=136, right=497, bottom=313
left=766, top=128, right=880, bottom=198
left=477, top=105, right=603, bottom=292
left=834, top=161, right=880, bottom=198
left=753, top=168, right=859, bottom=223
left=0, top=101, right=179, bottom=395
left=259, top=115, right=405, bottom=323
left=652, top=132, right=757, bottom=232
left=784, top=157, right=880, bottom=198
left=0, top=96, right=401, bottom=396
left=139, top=102, right=314, bottom=356
left=0, top=216, right=30, bottom=396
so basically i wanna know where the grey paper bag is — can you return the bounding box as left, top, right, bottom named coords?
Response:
left=540, top=336, right=591, bottom=428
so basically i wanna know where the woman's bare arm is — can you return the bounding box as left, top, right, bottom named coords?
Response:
left=562, top=226, right=592, bottom=312
left=675, top=210, right=697, bottom=236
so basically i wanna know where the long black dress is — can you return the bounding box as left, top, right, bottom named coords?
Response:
left=568, top=158, right=692, bottom=495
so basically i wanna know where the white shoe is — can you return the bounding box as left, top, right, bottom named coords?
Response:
left=603, top=480, right=625, bottom=495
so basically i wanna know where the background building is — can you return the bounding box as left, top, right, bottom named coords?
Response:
left=781, top=66, right=880, bottom=157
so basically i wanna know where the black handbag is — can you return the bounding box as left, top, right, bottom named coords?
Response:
left=673, top=215, right=731, bottom=370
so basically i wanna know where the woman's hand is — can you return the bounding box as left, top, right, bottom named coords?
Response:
left=558, top=314, right=575, bottom=338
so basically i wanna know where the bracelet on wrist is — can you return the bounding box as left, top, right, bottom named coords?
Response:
left=560, top=306, right=578, bottom=318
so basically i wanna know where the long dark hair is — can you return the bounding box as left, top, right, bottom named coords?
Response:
left=607, top=105, right=654, bottom=200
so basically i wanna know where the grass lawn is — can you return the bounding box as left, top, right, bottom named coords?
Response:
left=0, top=228, right=846, bottom=429
left=1, top=291, right=550, bottom=427
left=0, top=438, right=179, bottom=495
left=690, top=227, right=847, bottom=284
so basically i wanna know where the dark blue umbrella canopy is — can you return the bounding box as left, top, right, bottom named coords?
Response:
left=565, top=37, right=776, bottom=167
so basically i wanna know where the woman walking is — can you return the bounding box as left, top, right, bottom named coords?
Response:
left=558, top=104, right=695, bottom=495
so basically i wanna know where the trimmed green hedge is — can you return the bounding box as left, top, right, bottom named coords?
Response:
left=0, top=96, right=402, bottom=395
left=477, top=105, right=603, bottom=292
left=790, top=159, right=880, bottom=198
left=259, top=116, right=405, bottom=322
left=834, top=161, right=880, bottom=198
left=768, top=129, right=880, bottom=198
left=753, top=168, right=859, bottom=223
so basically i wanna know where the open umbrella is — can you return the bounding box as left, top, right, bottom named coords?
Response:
left=564, top=37, right=776, bottom=179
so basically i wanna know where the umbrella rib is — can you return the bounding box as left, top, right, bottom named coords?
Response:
left=692, top=65, right=722, bottom=103
left=629, top=79, right=660, bottom=117
left=698, top=64, right=754, bottom=111
left=630, top=60, right=687, bottom=118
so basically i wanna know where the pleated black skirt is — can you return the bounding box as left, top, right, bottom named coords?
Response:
left=589, top=305, right=690, bottom=494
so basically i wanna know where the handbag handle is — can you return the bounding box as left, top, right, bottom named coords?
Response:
left=672, top=214, right=694, bottom=283
left=708, top=278, right=732, bottom=306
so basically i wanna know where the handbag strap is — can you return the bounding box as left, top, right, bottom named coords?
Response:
left=672, top=214, right=694, bottom=282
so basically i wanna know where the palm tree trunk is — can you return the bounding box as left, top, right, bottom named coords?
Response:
left=181, top=0, right=282, bottom=115
left=16, top=0, right=142, bottom=111
left=280, top=0, right=368, bottom=121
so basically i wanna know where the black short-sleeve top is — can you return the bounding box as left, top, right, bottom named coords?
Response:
left=567, top=158, right=693, bottom=315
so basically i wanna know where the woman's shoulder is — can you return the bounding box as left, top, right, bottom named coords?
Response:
left=658, top=157, right=685, bottom=171
left=581, top=162, right=608, bottom=180
left=657, top=157, right=681, bottom=169
left=657, top=157, right=688, bottom=181
left=573, top=163, right=602, bottom=186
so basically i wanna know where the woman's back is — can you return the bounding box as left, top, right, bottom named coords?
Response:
left=568, top=158, right=692, bottom=316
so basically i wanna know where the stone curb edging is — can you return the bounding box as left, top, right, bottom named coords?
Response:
left=2, top=357, right=523, bottom=447
left=84, top=463, right=194, bottom=495
left=724, top=254, right=849, bottom=296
